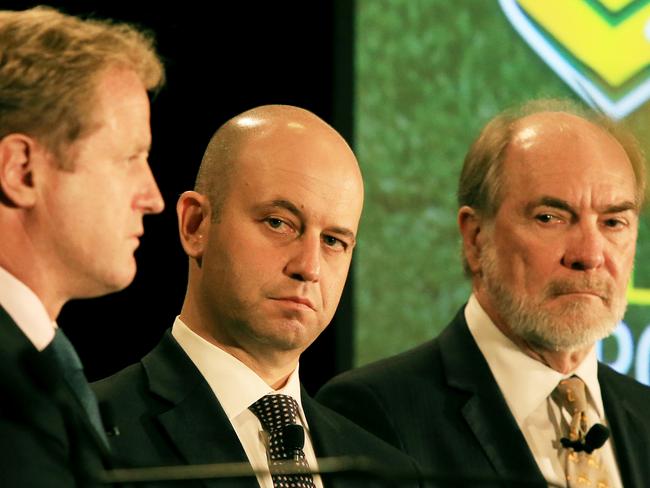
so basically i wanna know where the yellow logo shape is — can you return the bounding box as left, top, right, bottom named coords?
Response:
left=599, top=0, right=637, bottom=12
left=517, top=0, right=650, bottom=87
left=500, top=0, right=650, bottom=119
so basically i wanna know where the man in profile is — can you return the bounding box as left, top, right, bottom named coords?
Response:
left=318, top=100, right=650, bottom=487
left=0, top=7, right=165, bottom=486
left=95, top=105, right=420, bottom=487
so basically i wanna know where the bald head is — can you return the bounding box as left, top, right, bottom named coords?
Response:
left=195, top=105, right=363, bottom=220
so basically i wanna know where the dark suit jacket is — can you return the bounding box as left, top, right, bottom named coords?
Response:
left=0, top=306, right=112, bottom=487
left=93, top=331, right=422, bottom=487
left=316, top=307, right=650, bottom=488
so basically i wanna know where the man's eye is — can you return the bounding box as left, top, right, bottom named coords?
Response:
left=603, top=218, right=625, bottom=228
left=264, top=217, right=298, bottom=236
left=536, top=214, right=557, bottom=223
left=323, top=235, right=346, bottom=250
left=266, top=218, right=285, bottom=229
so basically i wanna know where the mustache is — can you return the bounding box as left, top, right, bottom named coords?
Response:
left=545, top=277, right=613, bottom=300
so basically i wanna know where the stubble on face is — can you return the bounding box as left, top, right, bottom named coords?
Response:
left=191, top=107, right=364, bottom=371
left=479, top=235, right=627, bottom=352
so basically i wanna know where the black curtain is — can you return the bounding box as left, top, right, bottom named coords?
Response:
left=5, top=0, right=355, bottom=394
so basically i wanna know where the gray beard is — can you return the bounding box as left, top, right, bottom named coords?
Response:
left=479, top=241, right=625, bottom=352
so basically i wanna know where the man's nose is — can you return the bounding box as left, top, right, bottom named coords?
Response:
left=134, top=163, right=164, bottom=214
left=284, top=234, right=321, bottom=283
left=560, top=221, right=605, bottom=271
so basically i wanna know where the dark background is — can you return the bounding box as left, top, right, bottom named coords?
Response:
left=7, top=1, right=355, bottom=394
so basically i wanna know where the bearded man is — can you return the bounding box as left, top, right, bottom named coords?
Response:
left=317, top=100, right=650, bottom=487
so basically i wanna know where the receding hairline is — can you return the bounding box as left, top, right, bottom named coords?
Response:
left=506, top=110, right=644, bottom=208
left=458, top=100, right=647, bottom=216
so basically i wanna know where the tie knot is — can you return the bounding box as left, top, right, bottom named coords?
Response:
left=249, top=394, right=299, bottom=432
left=556, top=376, right=588, bottom=415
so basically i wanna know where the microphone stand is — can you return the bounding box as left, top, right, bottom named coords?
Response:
left=98, top=456, right=564, bottom=487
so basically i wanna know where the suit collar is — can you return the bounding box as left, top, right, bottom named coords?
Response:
left=439, top=308, right=544, bottom=483
left=0, top=306, right=113, bottom=467
left=170, top=317, right=305, bottom=424
left=141, top=331, right=257, bottom=488
left=599, top=364, right=646, bottom=488
left=465, top=294, right=604, bottom=422
left=0, top=306, right=39, bottom=365
left=302, top=388, right=341, bottom=458
left=302, top=390, right=374, bottom=488
left=0, top=306, right=60, bottom=423
left=0, top=266, right=55, bottom=351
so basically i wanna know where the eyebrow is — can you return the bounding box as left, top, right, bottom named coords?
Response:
left=526, top=196, right=639, bottom=217
left=263, top=199, right=357, bottom=242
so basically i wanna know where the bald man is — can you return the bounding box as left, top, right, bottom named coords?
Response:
left=94, top=105, right=420, bottom=487
left=318, top=100, right=650, bottom=486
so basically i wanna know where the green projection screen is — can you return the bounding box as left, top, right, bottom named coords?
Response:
left=353, top=0, right=650, bottom=385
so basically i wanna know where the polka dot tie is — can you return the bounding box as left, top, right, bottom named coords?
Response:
left=555, top=377, right=612, bottom=488
left=249, top=394, right=316, bottom=488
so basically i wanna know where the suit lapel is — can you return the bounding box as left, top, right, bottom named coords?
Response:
left=142, top=332, right=257, bottom=488
left=303, top=390, right=341, bottom=457
left=302, top=391, right=361, bottom=488
left=0, top=307, right=107, bottom=449
left=439, top=311, right=544, bottom=484
left=0, top=306, right=113, bottom=472
left=37, top=334, right=113, bottom=460
left=0, top=306, right=63, bottom=441
left=599, top=364, right=646, bottom=488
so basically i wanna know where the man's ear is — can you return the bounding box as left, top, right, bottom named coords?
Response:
left=458, top=205, right=485, bottom=275
left=0, top=134, right=40, bottom=208
left=177, top=191, right=211, bottom=259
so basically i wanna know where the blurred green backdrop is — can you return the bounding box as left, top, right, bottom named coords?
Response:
left=354, top=0, right=650, bottom=384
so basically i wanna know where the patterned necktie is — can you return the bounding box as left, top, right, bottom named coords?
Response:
left=49, top=329, right=109, bottom=447
left=249, top=394, right=316, bottom=488
left=555, top=376, right=611, bottom=488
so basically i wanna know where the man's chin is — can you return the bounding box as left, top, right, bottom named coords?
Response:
left=79, top=264, right=137, bottom=299
left=258, top=319, right=322, bottom=352
left=109, top=263, right=138, bottom=291
left=516, top=312, right=618, bottom=352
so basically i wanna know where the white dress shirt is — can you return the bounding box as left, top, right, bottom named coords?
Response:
left=464, top=294, right=622, bottom=488
left=0, top=266, right=56, bottom=351
left=172, top=317, right=323, bottom=488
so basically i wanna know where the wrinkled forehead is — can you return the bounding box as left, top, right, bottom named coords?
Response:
left=504, top=113, right=636, bottom=192
left=513, top=111, right=637, bottom=163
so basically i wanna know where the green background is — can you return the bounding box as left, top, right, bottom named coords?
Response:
left=353, top=0, right=650, bottom=384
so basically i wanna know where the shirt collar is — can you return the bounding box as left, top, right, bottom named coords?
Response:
left=0, top=266, right=56, bottom=351
left=171, top=316, right=306, bottom=424
left=464, top=294, right=603, bottom=423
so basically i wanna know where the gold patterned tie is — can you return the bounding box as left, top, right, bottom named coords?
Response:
left=555, top=377, right=611, bottom=488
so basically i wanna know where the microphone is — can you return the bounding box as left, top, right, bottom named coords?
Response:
left=583, top=424, right=610, bottom=453
left=560, top=423, right=610, bottom=454
left=280, top=424, right=305, bottom=460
